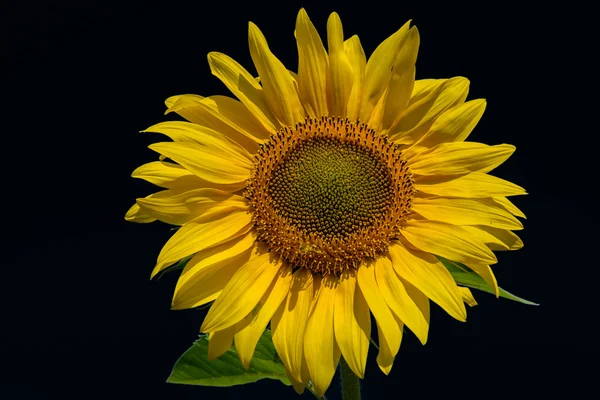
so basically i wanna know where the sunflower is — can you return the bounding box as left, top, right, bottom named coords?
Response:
left=126, top=8, right=525, bottom=397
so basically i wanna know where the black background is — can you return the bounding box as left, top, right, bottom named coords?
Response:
left=3, top=0, right=580, bottom=398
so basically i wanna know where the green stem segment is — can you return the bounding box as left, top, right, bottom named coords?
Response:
left=340, top=358, right=361, bottom=400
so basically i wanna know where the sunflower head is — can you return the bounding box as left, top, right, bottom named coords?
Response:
left=126, top=8, right=525, bottom=397
left=245, top=116, right=415, bottom=276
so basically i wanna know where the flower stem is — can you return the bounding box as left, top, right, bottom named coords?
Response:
left=340, top=358, right=361, bottom=400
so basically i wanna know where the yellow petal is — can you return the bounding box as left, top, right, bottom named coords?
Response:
left=248, top=22, right=305, bottom=126
left=374, top=257, right=429, bottom=345
left=375, top=318, right=404, bottom=375
left=164, top=93, right=205, bottom=121
left=234, top=263, right=293, bottom=369
left=390, top=77, right=470, bottom=144
left=171, top=233, right=257, bottom=308
left=360, top=21, right=411, bottom=122
left=459, top=287, right=478, bottom=307
left=137, top=188, right=247, bottom=226
left=383, top=26, right=420, bottom=129
left=326, top=12, right=354, bottom=118
left=367, top=88, right=388, bottom=132
left=198, top=95, right=271, bottom=140
left=413, top=99, right=487, bottom=147
left=409, top=142, right=515, bottom=175
left=131, top=161, right=204, bottom=190
left=207, top=52, right=279, bottom=132
left=271, top=269, right=313, bottom=382
left=143, top=121, right=254, bottom=167
left=149, top=142, right=251, bottom=186
left=286, top=353, right=311, bottom=395
left=165, top=94, right=270, bottom=150
left=125, top=202, right=156, bottom=223
left=402, top=279, right=430, bottom=326
left=492, top=196, right=527, bottom=219
left=333, top=271, right=370, bottom=378
left=343, top=35, right=366, bottom=121
left=468, top=263, right=499, bottom=297
left=153, top=209, right=253, bottom=276
left=129, top=189, right=211, bottom=225
left=414, top=172, right=527, bottom=198
left=201, top=253, right=285, bottom=332
left=411, top=197, right=523, bottom=230
left=401, top=219, right=497, bottom=266
left=357, top=262, right=402, bottom=373
left=304, top=275, right=341, bottom=398
left=462, top=225, right=524, bottom=251
left=309, top=276, right=323, bottom=315
left=295, top=8, right=329, bottom=118
left=389, top=242, right=467, bottom=321
left=208, top=326, right=236, bottom=361
left=410, top=79, right=446, bottom=102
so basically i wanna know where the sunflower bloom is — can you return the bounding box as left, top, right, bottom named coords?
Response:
left=126, top=9, right=525, bottom=397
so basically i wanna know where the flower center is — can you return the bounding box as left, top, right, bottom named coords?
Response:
left=245, top=117, right=415, bottom=276
left=269, top=136, right=391, bottom=237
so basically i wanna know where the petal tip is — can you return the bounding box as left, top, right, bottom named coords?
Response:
left=378, top=364, right=392, bottom=375
left=206, top=52, right=219, bottom=66
left=170, top=299, right=185, bottom=310
left=149, top=265, right=162, bottom=280
left=448, top=76, right=470, bottom=90
left=297, top=7, right=308, bottom=18
left=240, top=358, right=251, bottom=370
left=248, top=21, right=259, bottom=33
left=415, top=329, right=429, bottom=345
left=199, top=321, right=210, bottom=333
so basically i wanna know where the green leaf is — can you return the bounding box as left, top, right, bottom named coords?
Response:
left=439, top=257, right=539, bottom=306
left=156, top=255, right=192, bottom=280
left=167, top=329, right=291, bottom=387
